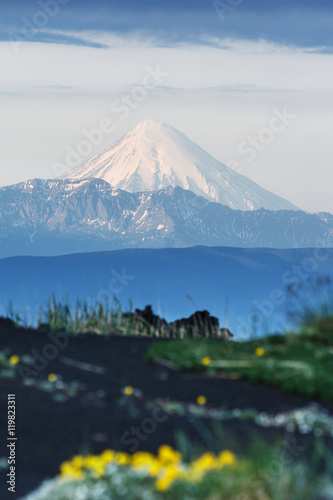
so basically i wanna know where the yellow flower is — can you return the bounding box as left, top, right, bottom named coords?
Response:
left=48, top=373, right=57, bottom=383
left=158, top=445, right=182, bottom=465
left=71, top=455, right=85, bottom=468
left=255, top=347, right=265, bottom=357
left=83, top=455, right=106, bottom=477
left=197, top=395, right=207, bottom=406
left=100, top=449, right=115, bottom=465
left=9, top=355, right=20, bottom=365
left=60, top=461, right=84, bottom=480
left=132, top=451, right=156, bottom=466
left=123, top=386, right=134, bottom=396
left=155, top=464, right=182, bottom=491
left=219, top=450, right=237, bottom=467
left=132, top=451, right=161, bottom=476
left=191, top=452, right=219, bottom=476
left=155, top=475, right=173, bottom=492
left=83, top=455, right=98, bottom=468
left=114, top=452, right=131, bottom=466
left=58, top=446, right=238, bottom=490
left=147, top=460, right=161, bottom=477
left=201, top=356, right=211, bottom=366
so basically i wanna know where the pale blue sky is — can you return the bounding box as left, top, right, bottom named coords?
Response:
left=0, top=1, right=332, bottom=213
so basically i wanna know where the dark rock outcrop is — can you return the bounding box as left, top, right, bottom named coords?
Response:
left=170, top=310, right=233, bottom=339
left=133, top=306, right=170, bottom=336
left=132, top=306, right=233, bottom=339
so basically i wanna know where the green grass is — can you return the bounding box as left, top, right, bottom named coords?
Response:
left=145, top=277, right=333, bottom=404
left=146, top=333, right=333, bottom=401
left=37, top=296, right=130, bottom=335
left=6, top=296, right=195, bottom=338
left=287, top=276, right=333, bottom=346
left=6, top=296, right=170, bottom=337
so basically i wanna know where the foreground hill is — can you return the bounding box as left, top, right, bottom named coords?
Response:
left=0, top=324, right=332, bottom=499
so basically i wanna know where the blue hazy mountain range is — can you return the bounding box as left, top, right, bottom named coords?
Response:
left=1, top=246, right=332, bottom=338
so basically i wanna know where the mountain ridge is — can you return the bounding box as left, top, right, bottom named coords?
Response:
left=0, top=177, right=331, bottom=258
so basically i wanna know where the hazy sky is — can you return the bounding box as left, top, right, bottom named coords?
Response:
left=0, top=0, right=332, bottom=213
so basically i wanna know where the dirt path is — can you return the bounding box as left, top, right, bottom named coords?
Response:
left=0, top=325, right=332, bottom=499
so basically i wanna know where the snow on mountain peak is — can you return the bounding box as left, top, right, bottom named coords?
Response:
left=62, top=120, right=298, bottom=212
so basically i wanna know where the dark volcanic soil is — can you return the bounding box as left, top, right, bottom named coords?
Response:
left=0, top=325, right=332, bottom=499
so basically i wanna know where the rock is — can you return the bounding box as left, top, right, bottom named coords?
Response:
left=170, top=310, right=233, bottom=339
left=133, top=306, right=170, bottom=336
left=217, top=327, right=234, bottom=340
left=131, top=306, right=233, bottom=339
left=0, top=317, right=15, bottom=329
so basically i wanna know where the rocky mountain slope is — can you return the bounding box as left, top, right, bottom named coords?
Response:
left=0, top=178, right=331, bottom=258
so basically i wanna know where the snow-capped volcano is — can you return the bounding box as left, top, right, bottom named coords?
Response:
left=62, top=120, right=297, bottom=211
